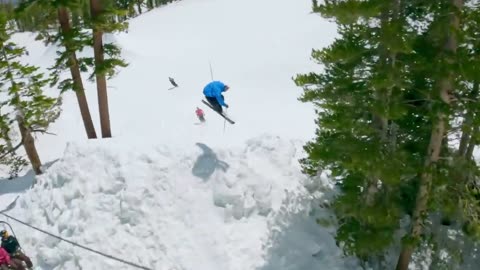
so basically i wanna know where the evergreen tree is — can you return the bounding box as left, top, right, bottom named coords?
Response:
left=17, top=0, right=128, bottom=139
left=88, top=0, right=128, bottom=138
left=16, top=0, right=98, bottom=139
left=395, top=1, right=465, bottom=269
left=296, top=0, right=416, bottom=266
left=0, top=11, right=60, bottom=177
left=296, top=0, right=480, bottom=268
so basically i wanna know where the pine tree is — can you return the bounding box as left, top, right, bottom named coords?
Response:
left=16, top=0, right=98, bottom=139
left=395, top=0, right=464, bottom=268
left=403, top=1, right=480, bottom=268
left=455, top=4, right=480, bottom=162
left=296, top=0, right=480, bottom=268
left=295, top=0, right=415, bottom=265
left=16, top=0, right=128, bottom=139
left=55, top=4, right=98, bottom=139
left=88, top=0, right=128, bottom=138
left=0, top=11, right=60, bottom=177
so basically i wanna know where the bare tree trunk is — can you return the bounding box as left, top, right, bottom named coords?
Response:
left=16, top=114, right=42, bottom=175
left=90, top=0, right=112, bottom=138
left=396, top=1, right=462, bottom=269
left=57, top=7, right=97, bottom=139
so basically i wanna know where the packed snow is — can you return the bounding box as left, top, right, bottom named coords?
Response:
left=3, top=136, right=357, bottom=270
left=0, top=0, right=363, bottom=269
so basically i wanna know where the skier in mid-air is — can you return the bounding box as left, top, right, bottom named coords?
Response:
left=202, top=81, right=229, bottom=114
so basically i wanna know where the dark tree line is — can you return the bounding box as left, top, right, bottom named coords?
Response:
left=297, top=0, right=480, bottom=269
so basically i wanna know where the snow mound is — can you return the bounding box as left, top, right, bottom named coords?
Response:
left=3, top=135, right=333, bottom=270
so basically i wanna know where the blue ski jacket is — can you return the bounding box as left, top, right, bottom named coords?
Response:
left=203, top=81, right=228, bottom=107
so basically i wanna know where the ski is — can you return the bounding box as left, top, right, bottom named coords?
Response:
left=201, top=100, right=235, bottom=124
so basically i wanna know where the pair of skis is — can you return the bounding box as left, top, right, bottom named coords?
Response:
left=201, top=100, right=235, bottom=124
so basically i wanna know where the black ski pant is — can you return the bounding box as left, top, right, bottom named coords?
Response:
left=205, top=96, right=223, bottom=114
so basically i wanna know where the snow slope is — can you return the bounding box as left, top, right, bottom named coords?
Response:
left=0, top=0, right=359, bottom=269
left=10, top=0, right=337, bottom=162
left=4, top=135, right=356, bottom=270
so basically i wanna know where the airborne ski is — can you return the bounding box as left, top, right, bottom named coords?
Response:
left=201, top=100, right=235, bottom=124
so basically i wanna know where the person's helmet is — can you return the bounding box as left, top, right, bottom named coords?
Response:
left=0, top=230, right=8, bottom=238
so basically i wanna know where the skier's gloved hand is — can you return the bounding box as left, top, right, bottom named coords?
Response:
left=225, top=104, right=229, bottom=108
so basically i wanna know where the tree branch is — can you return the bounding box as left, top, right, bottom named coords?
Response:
left=31, top=129, right=57, bottom=136
left=0, top=141, right=23, bottom=160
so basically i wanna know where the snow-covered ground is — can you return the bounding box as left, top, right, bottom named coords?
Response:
left=0, top=0, right=362, bottom=269
left=3, top=135, right=358, bottom=270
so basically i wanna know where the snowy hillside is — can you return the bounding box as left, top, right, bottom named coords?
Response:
left=0, top=0, right=360, bottom=269
left=4, top=135, right=358, bottom=270
left=11, top=0, right=337, bottom=161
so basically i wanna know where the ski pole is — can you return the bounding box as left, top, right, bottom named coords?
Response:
left=209, top=61, right=214, bottom=80
left=223, top=108, right=227, bottom=133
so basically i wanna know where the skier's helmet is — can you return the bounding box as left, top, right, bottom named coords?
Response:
left=0, top=230, right=7, bottom=238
